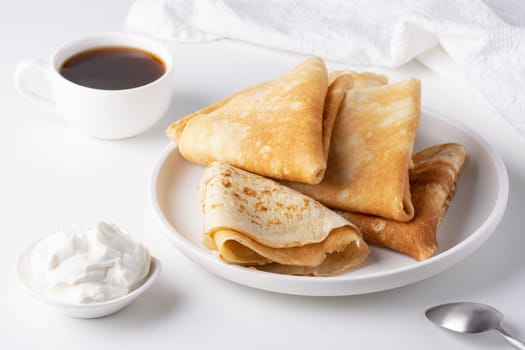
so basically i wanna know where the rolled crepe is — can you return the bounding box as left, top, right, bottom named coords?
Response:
left=341, top=143, right=466, bottom=261
left=167, top=57, right=352, bottom=185
left=199, top=161, right=370, bottom=276
left=287, top=78, right=421, bottom=221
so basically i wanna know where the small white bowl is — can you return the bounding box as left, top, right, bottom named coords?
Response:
left=16, top=245, right=161, bottom=319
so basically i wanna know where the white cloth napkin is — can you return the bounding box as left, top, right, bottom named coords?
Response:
left=127, top=0, right=525, bottom=136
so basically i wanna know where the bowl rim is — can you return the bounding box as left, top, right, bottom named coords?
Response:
left=16, top=243, right=161, bottom=308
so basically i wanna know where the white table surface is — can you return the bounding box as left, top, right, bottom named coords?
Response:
left=2, top=1, right=525, bottom=349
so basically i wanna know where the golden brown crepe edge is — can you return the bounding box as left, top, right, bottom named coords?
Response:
left=321, top=72, right=353, bottom=161
left=340, top=142, right=466, bottom=261
left=206, top=225, right=370, bottom=276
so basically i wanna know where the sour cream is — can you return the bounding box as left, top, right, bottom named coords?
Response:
left=29, top=222, right=151, bottom=304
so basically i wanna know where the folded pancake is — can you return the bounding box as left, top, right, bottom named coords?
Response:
left=199, top=161, right=370, bottom=276
left=321, top=71, right=353, bottom=159
left=287, top=78, right=421, bottom=221
left=340, top=143, right=466, bottom=261
left=167, top=57, right=351, bottom=185
left=329, top=70, right=388, bottom=88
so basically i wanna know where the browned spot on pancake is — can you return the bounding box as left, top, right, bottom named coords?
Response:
left=267, top=217, right=281, bottom=226
left=243, top=187, right=257, bottom=197
left=221, top=178, right=232, bottom=188
left=250, top=219, right=262, bottom=226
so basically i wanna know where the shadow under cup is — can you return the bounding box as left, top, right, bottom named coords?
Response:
left=52, top=35, right=173, bottom=140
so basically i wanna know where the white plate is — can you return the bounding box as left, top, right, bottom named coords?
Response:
left=150, top=110, right=508, bottom=296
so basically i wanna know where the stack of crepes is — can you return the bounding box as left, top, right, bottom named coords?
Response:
left=166, top=57, right=466, bottom=276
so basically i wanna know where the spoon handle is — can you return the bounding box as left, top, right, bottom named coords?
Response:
left=496, top=325, right=525, bottom=350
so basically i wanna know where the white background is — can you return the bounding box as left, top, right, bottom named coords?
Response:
left=2, top=0, right=524, bottom=349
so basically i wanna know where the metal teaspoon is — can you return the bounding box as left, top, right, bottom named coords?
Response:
left=425, top=302, right=525, bottom=349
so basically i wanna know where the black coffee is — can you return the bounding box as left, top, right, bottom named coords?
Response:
left=60, top=46, right=165, bottom=90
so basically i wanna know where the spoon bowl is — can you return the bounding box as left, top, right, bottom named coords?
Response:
left=425, top=302, right=503, bottom=333
left=425, top=302, right=525, bottom=349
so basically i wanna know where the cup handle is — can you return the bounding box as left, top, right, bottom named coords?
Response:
left=14, top=58, right=56, bottom=111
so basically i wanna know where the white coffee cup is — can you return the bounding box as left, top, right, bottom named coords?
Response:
left=14, top=34, right=174, bottom=140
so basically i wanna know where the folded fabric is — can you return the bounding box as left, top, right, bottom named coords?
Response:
left=127, top=0, right=525, bottom=137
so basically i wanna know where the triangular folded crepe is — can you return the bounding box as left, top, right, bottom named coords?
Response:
left=287, top=78, right=421, bottom=221
left=329, top=70, right=388, bottom=88
left=199, top=162, right=370, bottom=276
left=340, top=143, right=466, bottom=261
left=167, top=57, right=351, bottom=185
left=321, top=71, right=353, bottom=159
